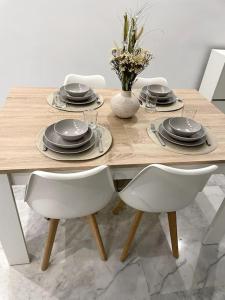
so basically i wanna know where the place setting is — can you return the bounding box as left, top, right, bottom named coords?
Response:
left=36, top=110, right=112, bottom=161
left=47, top=82, right=104, bottom=112
left=133, top=84, right=184, bottom=112
left=147, top=108, right=217, bottom=155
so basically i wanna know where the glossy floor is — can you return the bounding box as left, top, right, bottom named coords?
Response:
left=1, top=175, right=225, bottom=300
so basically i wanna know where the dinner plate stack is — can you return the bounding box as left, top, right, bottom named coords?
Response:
left=43, top=119, right=96, bottom=154
left=58, top=83, right=99, bottom=106
left=158, top=117, right=207, bottom=147
left=140, top=84, right=177, bottom=106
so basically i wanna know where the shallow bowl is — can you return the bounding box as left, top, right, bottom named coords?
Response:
left=64, top=83, right=89, bottom=96
left=169, top=117, right=202, bottom=137
left=54, top=119, right=88, bottom=141
left=147, top=84, right=171, bottom=97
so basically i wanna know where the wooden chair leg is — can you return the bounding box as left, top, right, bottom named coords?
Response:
left=41, top=218, right=59, bottom=271
left=41, top=219, right=59, bottom=271
left=167, top=211, right=179, bottom=258
left=112, top=199, right=126, bottom=215
left=87, top=214, right=107, bottom=261
left=120, top=210, right=143, bottom=262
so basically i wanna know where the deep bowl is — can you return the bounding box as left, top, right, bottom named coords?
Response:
left=64, top=83, right=89, bottom=96
left=169, top=117, right=202, bottom=137
left=147, top=84, right=171, bottom=97
left=54, top=119, right=88, bottom=141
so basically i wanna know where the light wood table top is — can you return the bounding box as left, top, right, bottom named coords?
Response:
left=0, top=87, right=225, bottom=173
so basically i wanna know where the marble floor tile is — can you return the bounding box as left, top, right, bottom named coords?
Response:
left=151, top=286, right=225, bottom=300
left=0, top=176, right=225, bottom=299
left=207, top=174, right=225, bottom=187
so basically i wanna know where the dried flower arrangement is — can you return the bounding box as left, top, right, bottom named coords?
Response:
left=110, top=8, right=152, bottom=91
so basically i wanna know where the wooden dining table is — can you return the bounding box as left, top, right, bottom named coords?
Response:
left=1, top=87, right=225, bottom=265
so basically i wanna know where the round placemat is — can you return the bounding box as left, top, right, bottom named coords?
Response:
left=147, top=117, right=217, bottom=155
left=36, top=125, right=112, bottom=161
left=140, top=99, right=184, bottom=112
left=47, top=92, right=104, bottom=112
left=156, top=100, right=184, bottom=112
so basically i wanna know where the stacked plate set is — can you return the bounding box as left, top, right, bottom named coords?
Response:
left=157, top=117, right=208, bottom=147
left=57, top=83, right=100, bottom=106
left=43, top=119, right=96, bottom=154
left=139, top=84, right=177, bottom=106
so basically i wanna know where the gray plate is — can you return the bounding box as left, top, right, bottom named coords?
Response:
left=144, top=95, right=176, bottom=106
left=44, top=124, right=93, bottom=148
left=162, top=118, right=206, bottom=142
left=43, top=134, right=96, bottom=154
left=60, top=94, right=97, bottom=105
left=59, top=86, right=94, bottom=101
left=141, top=87, right=172, bottom=101
left=140, top=88, right=176, bottom=105
left=158, top=124, right=206, bottom=147
left=155, top=96, right=176, bottom=106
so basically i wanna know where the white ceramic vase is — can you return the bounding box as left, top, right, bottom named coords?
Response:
left=110, top=91, right=140, bottom=119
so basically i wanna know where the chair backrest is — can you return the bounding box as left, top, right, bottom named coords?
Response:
left=25, top=165, right=115, bottom=219
left=132, top=77, right=169, bottom=89
left=119, top=164, right=217, bottom=213
left=64, top=74, right=106, bottom=89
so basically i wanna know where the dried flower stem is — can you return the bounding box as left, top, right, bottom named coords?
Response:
left=110, top=8, right=152, bottom=91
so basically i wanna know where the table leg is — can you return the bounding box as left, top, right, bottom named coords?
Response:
left=0, top=174, right=30, bottom=265
left=203, top=197, right=225, bottom=244
left=112, top=199, right=125, bottom=215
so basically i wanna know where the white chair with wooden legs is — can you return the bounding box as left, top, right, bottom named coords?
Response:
left=112, top=76, right=168, bottom=215
left=132, top=76, right=169, bottom=89
left=64, top=74, right=106, bottom=89
left=118, top=164, right=217, bottom=262
left=25, top=165, right=115, bottom=271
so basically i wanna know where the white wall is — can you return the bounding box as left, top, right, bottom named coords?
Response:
left=0, top=0, right=225, bottom=103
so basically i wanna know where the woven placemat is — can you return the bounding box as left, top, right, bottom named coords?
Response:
left=140, top=99, right=184, bottom=112
left=47, top=92, right=104, bottom=112
left=156, top=100, right=184, bottom=112
left=36, top=125, right=112, bottom=161
left=132, top=89, right=184, bottom=112
left=147, top=117, right=217, bottom=155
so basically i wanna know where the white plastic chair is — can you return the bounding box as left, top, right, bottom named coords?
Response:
left=118, top=164, right=217, bottom=262
left=25, top=165, right=115, bottom=271
left=64, top=74, right=106, bottom=89
left=132, top=76, right=169, bottom=89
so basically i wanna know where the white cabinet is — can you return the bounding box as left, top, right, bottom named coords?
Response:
left=199, top=49, right=225, bottom=101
